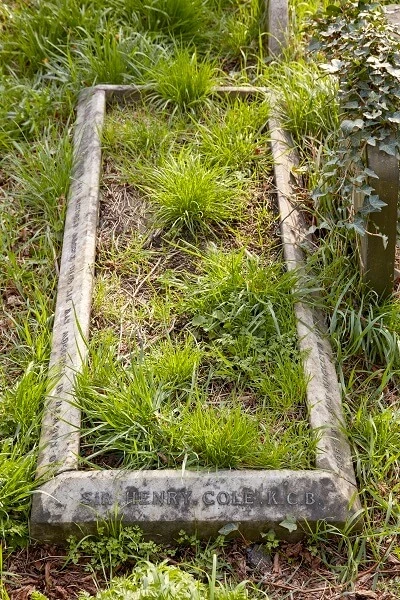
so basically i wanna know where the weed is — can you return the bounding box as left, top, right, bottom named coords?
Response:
left=77, top=559, right=255, bottom=599
left=67, top=519, right=161, bottom=575
left=174, top=531, right=229, bottom=578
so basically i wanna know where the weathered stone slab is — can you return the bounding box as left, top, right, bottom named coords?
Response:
left=354, top=142, right=399, bottom=298
left=30, top=469, right=357, bottom=543
left=266, top=0, right=289, bottom=56
left=31, top=86, right=360, bottom=543
left=269, top=120, right=357, bottom=487
left=36, top=87, right=106, bottom=476
left=350, top=7, right=400, bottom=298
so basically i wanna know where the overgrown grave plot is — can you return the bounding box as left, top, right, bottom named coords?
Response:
left=86, top=99, right=313, bottom=474
left=31, top=85, right=360, bottom=543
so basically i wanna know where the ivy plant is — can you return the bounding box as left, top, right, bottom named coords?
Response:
left=310, top=1, right=400, bottom=237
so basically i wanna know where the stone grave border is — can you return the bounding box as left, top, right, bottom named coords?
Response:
left=31, top=85, right=360, bottom=543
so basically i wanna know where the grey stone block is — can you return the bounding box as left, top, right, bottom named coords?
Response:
left=355, top=142, right=399, bottom=298
left=31, top=469, right=358, bottom=543
left=266, top=0, right=289, bottom=56
left=384, top=4, right=400, bottom=31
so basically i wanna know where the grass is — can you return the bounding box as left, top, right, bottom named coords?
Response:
left=3, top=0, right=400, bottom=597
left=143, top=151, right=245, bottom=234
left=151, top=48, right=217, bottom=112
left=196, top=98, right=271, bottom=171
left=130, top=0, right=212, bottom=45
left=79, top=95, right=313, bottom=475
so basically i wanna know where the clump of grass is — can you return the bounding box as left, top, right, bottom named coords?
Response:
left=146, top=336, right=203, bottom=390
left=216, top=0, right=264, bottom=62
left=0, top=364, right=50, bottom=548
left=129, top=0, right=211, bottom=45
left=102, top=106, right=172, bottom=164
left=9, top=130, right=72, bottom=227
left=265, top=61, right=338, bottom=147
left=143, top=151, right=245, bottom=235
left=3, top=0, right=106, bottom=75
left=196, top=98, right=271, bottom=171
left=172, top=398, right=315, bottom=469
left=151, top=48, right=216, bottom=112
left=78, top=353, right=173, bottom=470
left=80, top=560, right=253, bottom=599
left=74, top=29, right=161, bottom=86
left=175, top=401, right=275, bottom=469
left=352, top=398, right=400, bottom=484
left=0, top=77, right=72, bottom=153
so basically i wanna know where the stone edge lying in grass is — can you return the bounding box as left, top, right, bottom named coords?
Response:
left=31, top=85, right=360, bottom=543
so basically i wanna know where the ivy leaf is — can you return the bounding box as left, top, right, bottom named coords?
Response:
left=358, top=194, right=387, bottom=215
left=364, top=167, right=379, bottom=179
left=346, top=216, right=366, bottom=236
left=363, top=109, right=382, bottom=119
left=386, top=65, right=400, bottom=79
left=360, top=184, right=375, bottom=195
left=379, top=140, right=398, bottom=156
left=389, top=112, right=400, bottom=124
left=218, top=522, right=240, bottom=536
left=341, top=119, right=364, bottom=133
left=279, top=516, right=297, bottom=533
left=368, top=195, right=387, bottom=210
left=343, top=101, right=359, bottom=109
left=320, top=59, right=343, bottom=73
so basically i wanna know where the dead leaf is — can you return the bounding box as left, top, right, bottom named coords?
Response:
left=44, top=561, right=52, bottom=590
left=285, top=541, right=302, bottom=558
left=6, top=294, right=22, bottom=307
left=273, top=552, right=281, bottom=575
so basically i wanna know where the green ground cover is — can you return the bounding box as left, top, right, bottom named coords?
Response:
left=1, top=0, right=400, bottom=597
left=78, top=95, right=312, bottom=472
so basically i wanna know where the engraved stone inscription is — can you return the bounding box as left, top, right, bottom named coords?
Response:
left=79, top=487, right=318, bottom=509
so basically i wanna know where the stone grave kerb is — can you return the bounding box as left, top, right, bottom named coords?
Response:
left=31, top=85, right=361, bottom=543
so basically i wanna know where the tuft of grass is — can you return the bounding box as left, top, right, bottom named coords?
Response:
left=145, top=336, right=203, bottom=391
left=102, top=106, right=173, bottom=164
left=265, top=61, right=338, bottom=147
left=78, top=560, right=255, bottom=599
left=74, top=29, right=161, bottom=86
left=196, top=98, right=271, bottom=171
left=151, top=48, right=216, bottom=112
left=172, top=400, right=308, bottom=470
left=143, top=151, right=245, bottom=234
left=128, top=0, right=211, bottom=45
left=8, top=130, right=72, bottom=228
left=216, top=0, right=264, bottom=62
